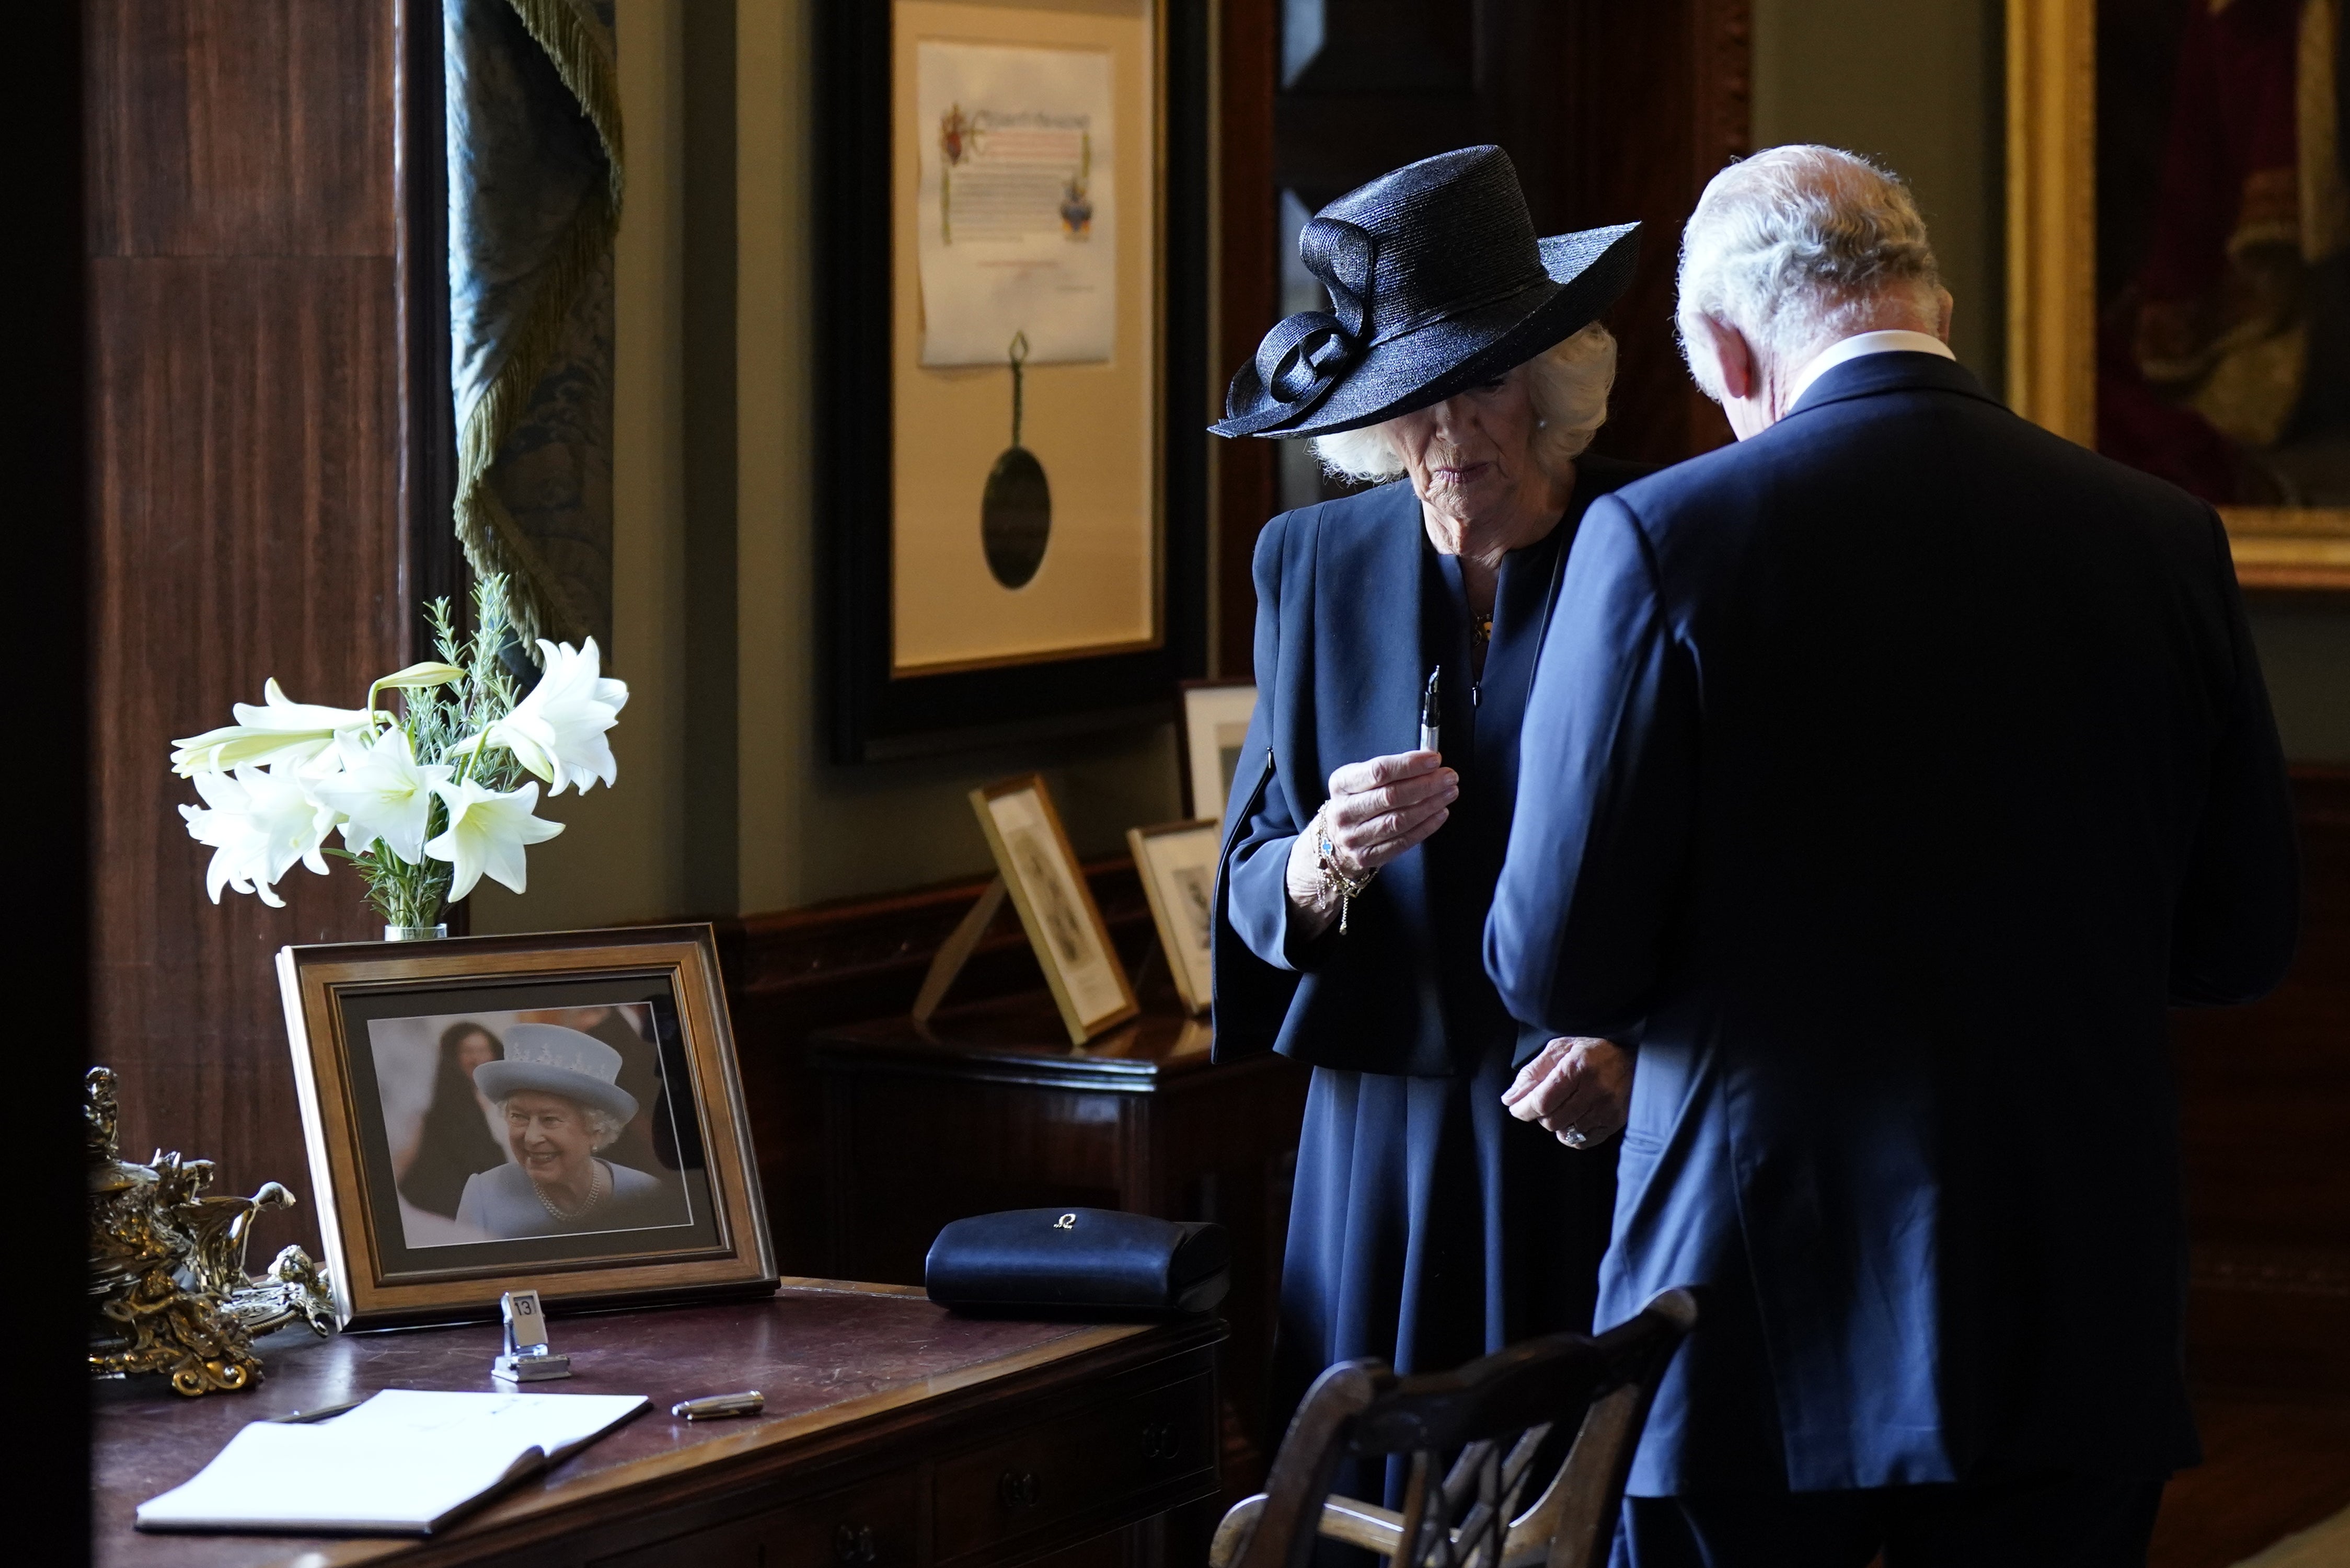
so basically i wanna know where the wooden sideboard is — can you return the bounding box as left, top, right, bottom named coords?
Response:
left=2173, top=765, right=2350, bottom=1394
left=94, top=1282, right=1223, bottom=1568
left=808, top=996, right=1308, bottom=1490
left=709, top=866, right=1312, bottom=1490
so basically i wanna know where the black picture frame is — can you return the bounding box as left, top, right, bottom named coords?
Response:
left=819, top=0, right=1211, bottom=763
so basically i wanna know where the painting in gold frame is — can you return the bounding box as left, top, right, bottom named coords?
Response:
left=2010, top=0, right=2350, bottom=587
left=277, top=925, right=776, bottom=1329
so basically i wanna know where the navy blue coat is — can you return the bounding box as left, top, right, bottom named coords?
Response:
left=1213, top=458, right=1650, bottom=1076
left=1485, top=353, right=2300, bottom=1494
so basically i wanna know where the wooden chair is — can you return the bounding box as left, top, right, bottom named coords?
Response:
left=1209, top=1288, right=1699, bottom=1568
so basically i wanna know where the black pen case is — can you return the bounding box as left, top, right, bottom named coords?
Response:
left=925, top=1208, right=1231, bottom=1317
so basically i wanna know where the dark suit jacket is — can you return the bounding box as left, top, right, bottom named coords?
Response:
left=1485, top=353, right=2300, bottom=1494
left=1212, top=457, right=1649, bottom=1075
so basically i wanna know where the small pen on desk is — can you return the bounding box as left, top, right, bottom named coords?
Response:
left=1420, top=668, right=1442, bottom=756
left=672, top=1390, right=765, bottom=1421
left=266, top=1397, right=365, bottom=1424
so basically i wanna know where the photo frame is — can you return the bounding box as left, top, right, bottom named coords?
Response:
left=1127, top=818, right=1218, bottom=1014
left=1177, top=678, right=1257, bottom=823
left=969, top=774, right=1141, bottom=1042
left=821, top=0, right=1212, bottom=760
left=2009, top=0, right=2350, bottom=588
left=277, top=925, right=775, bottom=1329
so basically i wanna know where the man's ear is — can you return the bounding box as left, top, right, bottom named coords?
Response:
left=1694, top=314, right=1755, bottom=402
left=1935, top=289, right=1955, bottom=345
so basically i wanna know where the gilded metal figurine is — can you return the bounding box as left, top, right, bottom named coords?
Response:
left=87, top=1066, right=336, bottom=1396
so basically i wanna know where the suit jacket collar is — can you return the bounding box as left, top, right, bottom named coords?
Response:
left=1782, top=350, right=2003, bottom=421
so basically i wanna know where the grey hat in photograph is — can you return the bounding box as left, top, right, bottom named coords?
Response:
left=473, top=1023, right=641, bottom=1123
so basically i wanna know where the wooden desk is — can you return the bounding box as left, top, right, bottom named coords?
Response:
left=94, top=1282, right=1223, bottom=1568
left=808, top=996, right=1308, bottom=1487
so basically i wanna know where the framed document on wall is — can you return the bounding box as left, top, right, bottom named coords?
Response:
left=822, top=0, right=1211, bottom=760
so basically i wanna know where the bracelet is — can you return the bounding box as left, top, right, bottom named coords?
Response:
left=1310, top=805, right=1377, bottom=935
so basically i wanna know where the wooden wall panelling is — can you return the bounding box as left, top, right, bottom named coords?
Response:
left=1556, top=0, right=1746, bottom=469
left=1213, top=0, right=1281, bottom=679
left=2174, top=766, right=2350, bottom=1394
left=87, top=0, right=409, bottom=1262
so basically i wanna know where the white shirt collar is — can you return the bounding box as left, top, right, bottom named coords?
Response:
left=1783, top=329, right=1956, bottom=409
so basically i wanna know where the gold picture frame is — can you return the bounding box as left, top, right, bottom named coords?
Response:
left=2008, top=0, right=2350, bottom=588
left=277, top=925, right=776, bottom=1329
left=969, top=774, right=1142, bottom=1043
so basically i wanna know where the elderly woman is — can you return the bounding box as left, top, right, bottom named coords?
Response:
left=454, top=1023, right=673, bottom=1239
left=1208, top=147, right=1648, bottom=1457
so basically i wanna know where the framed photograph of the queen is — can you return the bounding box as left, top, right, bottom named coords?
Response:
left=278, top=926, right=775, bottom=1328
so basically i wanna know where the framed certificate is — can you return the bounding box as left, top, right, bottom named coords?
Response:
left=822, top=0, right=1211, bottom=759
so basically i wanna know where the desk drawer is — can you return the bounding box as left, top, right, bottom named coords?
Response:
left=592, top=1469, right=919, bottom=1568
left=933, top=1370, right=1215, bottom=1564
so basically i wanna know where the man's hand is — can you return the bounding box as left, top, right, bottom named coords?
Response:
left=1285, top=751, right=1457, bottom=936
left=1503, top=1036, right=1633, bottom=1148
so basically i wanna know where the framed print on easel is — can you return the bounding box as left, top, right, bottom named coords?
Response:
left=969, top=774, right=1141, bottom=1043
left=821, top=0, right=1211, bottom=760
left=1177, top=678, right=1257, bottom=822
left=1127, top=818, right=1218, bottom=1013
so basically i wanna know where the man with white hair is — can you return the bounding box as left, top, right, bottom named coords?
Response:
left=1486, top=146, right=2301, bottom=1564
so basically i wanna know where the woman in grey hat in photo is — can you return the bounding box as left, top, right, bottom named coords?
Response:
left=454, top=1023, right=678, bottom=1239
left=1207, top=147, right=1648, bottom=1469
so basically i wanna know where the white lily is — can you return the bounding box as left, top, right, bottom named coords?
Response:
left=170, top=679, right=375, bottom=777
left=178, top=765, right=340, bottom=907
left=472, top=637, right=629, bottom=795
left=424, top=777, right=564, bottom=900
left=309, top=728, right=452, bottom=864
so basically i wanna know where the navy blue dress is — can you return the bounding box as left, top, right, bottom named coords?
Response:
left=1213, top=459, right=1649, bottom=1505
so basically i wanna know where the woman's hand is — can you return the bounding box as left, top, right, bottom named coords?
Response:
left=1285, top=751, right=1458, bottom=939
left=1503, top=1036, right=1633, bottom=1148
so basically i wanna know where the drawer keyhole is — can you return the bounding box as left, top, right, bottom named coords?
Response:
left=1139, top=1420, right=1180, bottom=1462
left=833, top=1524, right=878, bottom=1564
left=997, top=1469, right=1044, bottom=1509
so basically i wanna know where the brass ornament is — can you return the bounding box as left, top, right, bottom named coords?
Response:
left=87, top=1066, right=336, bottom=1396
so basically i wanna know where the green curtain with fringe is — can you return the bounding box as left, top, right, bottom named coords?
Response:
left=446, top=0, right=623, bottom=657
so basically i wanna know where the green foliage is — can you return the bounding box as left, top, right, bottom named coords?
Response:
left=345, top=575, right=529, bottom=930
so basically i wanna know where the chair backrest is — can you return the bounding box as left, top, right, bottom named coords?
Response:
left=1225, top=1288, right=1698, bottom=1568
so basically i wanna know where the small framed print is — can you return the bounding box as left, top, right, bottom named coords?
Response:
left=1126, top=818, right=1218, bottom=1014
left=969, top=774, right=1140, bottom=1044
left=277, top=925, right=775, bottom=1329
left=1178, top=679, right=1257, bottom=823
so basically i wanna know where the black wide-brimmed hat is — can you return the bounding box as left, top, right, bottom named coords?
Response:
left=1213, top=146, right=1640, bottom=439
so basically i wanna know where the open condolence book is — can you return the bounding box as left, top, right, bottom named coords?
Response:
left=135, top=1389, right=649, bottom=1535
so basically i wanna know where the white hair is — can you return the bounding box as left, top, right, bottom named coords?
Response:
left=500, top=1094, right=626, bottom=1151
left=1309, top=321, right=1618, bottom=485
left=1676, top=145, right=1943, bottom=400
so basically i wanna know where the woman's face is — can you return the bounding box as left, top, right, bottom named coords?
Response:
left=1384, top=365, right=1544, bottom=545
left=502, top=1091, right=594, bottom=1185
left=455, top=1030, right=498, bottom=1079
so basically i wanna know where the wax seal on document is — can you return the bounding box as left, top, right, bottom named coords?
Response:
left=492, top=1288, right=572, bottom=1382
